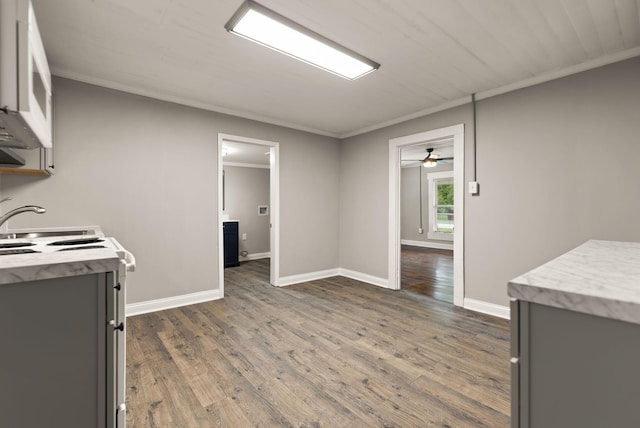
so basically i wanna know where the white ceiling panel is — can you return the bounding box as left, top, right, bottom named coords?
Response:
left=223, top=141, right=270, bottom=167
left=401, top=138, right=454, bottom=165
left=32, top=0, right=640, bottom=137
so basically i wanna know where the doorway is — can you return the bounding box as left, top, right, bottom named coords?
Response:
left=218, top=133, right=280, bottom=296
left=399, top=141, right=454, bottom=302
left=388, top=124, right=464, bottom=306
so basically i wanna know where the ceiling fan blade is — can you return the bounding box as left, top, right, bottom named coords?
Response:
left=435, top=157, right=454, bottom=161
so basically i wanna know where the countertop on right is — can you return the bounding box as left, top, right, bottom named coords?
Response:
left=508, top=240, right=640, bottom=325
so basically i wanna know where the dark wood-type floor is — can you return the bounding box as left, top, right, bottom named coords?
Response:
left=126, top=259, right=510, bottom=427
left=402, top=245, right=454, bottom=303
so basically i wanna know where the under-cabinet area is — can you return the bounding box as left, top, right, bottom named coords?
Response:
left=0, top=146, right=54, bottom=175
left=509, top=240, right=640, bottom=428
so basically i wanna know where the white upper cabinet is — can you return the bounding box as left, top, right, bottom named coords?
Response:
left=0, top=0, right=53, bottom=149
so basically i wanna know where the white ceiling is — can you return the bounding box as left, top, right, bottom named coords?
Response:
left=222, top=140, right=270, bottom=167
left=401, top=138, right=453, bottom=168
left=33, top=0, right=640, bottom=138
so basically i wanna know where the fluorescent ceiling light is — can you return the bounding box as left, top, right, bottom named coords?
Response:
left=225, top=1, right=379, bottom=80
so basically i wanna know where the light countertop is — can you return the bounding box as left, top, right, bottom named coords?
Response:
left=508, top=240, right=640, bottom=325
left=0, top=226, right=120, bottom=285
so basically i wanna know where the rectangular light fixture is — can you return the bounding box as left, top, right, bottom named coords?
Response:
left=225, top=1, right=379, bottom=80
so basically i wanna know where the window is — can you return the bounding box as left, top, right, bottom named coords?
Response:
left=427, top=171, right=454, bottom=241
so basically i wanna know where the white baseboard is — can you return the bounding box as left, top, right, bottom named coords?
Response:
left=276, top=267, right=390, bottom=290
left=463, top=298, right=510, bottom=319
left=401, top=239, right=454, bottom=251
left=126, top=289, right=222, bottom=317
left=125, top=276, right=508, bottom=321
left=241, top=252, right=270, bottom=261
left=276, top=268, right=340, bottom=287
left=127, top=267, right=386, bottom=315
left=338, top=268, right=391, bottom=289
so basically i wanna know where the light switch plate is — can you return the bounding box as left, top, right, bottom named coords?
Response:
left=469, top=181, right=479, bottom=195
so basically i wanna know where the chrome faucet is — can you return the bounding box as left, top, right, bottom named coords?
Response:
left=0, top=198, right=46, bottom=228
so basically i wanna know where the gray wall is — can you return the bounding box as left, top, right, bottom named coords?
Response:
left=1, top=77, right=341, bottom=304
left=340, top=57, right=640, bottom=306
left=223, top=165, right=270, bottom=257
left=401, top=164, right=453, bottom=244
left=340, top=103, right=471, bottom=280
left=3, top=58, right=638, bottom=309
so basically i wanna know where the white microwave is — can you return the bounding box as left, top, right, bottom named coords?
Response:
left=0, top=0, right=52, bottom=149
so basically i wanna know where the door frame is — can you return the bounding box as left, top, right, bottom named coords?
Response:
left=218, top=133, right=280, bottom=296
left=388, top=124, right=464, bottom=306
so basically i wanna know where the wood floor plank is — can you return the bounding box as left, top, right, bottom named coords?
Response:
left=203, top=348, right=294, bottom=426
left=155, top=328, right=226, bottom=408
left=402, top=245, right=454, bottom=302
left=126, top=259, right=510, bottom=427
left=128, top=353, right=213, bottom=427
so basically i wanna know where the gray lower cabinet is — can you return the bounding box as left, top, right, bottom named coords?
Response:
left=511, top=299, right=640, bottom=427
left=0, top=272, right=116, bottom=428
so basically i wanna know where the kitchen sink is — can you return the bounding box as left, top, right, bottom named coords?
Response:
left=0, top=248, right=40, bottom=255
left=0, top=242, right=36, bottom=249
left=0, top=230, right=95, bottom=240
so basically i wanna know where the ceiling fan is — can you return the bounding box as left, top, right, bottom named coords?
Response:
left=403, top=148, right=453, bottom=168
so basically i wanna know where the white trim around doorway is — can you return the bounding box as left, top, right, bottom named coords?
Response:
left=218, top=133, right=280, bottom=296
left=388, top=124, right=465, bottom=306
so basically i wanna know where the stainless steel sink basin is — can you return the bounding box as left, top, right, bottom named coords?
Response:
left=0, top=230, right=95, bottom=240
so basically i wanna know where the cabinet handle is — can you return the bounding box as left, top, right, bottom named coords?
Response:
left=108, top=320, right=125, bottom=332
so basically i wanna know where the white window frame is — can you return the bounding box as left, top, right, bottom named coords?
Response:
left=427, top=170, right=454, bottom=241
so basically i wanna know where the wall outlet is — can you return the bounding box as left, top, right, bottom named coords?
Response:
left=418, top=227, right=424, bottom=234
left=242, top=233, right=247, bottom=241
left=469, top=181, right=479, bottom=195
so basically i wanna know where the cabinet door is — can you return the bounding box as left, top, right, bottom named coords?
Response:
left=223, top=221, right=240, bottom=267
left=106, top=271, right=117, bottom=428
left=511, top=300, right=530, bottom=428
left=0, top=274, right=106, bottom=428
left=527, top=303, right=640, bottom=428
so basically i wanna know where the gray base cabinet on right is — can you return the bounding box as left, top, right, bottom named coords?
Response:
left=511, top=299, right=640, bottom=427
